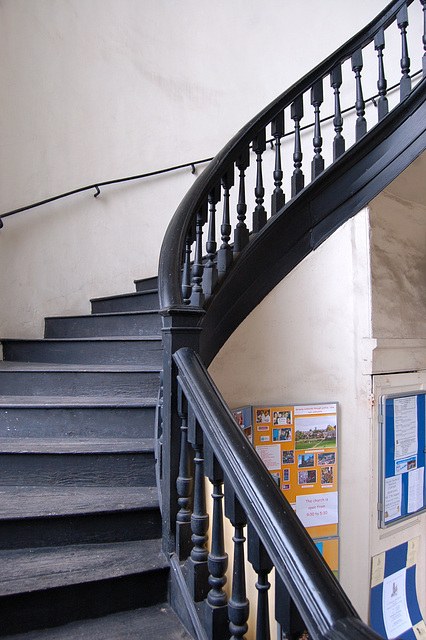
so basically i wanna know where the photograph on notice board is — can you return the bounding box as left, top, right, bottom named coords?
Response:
left=256, top=408, right=271, bottom=425
left=318, top=452, right=336, bottom=466
left=321, top=466, right=334, bottom=485
left=273, top=410, right=292, bottom=425
left=282, top=449, right=295, bottom=465
left=298, top=453, right=315, bottom=468
left=298, top=469, right=317, bottom=485
left=233, top=410, right=244, bottom=427
left=295, top=415, right=337, bottom=450
left=272, top=427, right=292, bottom=442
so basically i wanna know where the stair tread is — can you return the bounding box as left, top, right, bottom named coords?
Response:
left=0, top=603, right=193, bottom=639
left=0, top=437, right=155, bottom=453
left=90, top=289, right=158, bottom=303
left=0, top=395, right=157, bottom=407
left=2, top=336, right=162, bottom=343
left=46, top=310, right=160, bottom=320
left=0, top=362, right=160, bottom=372
left=0, top=539, right=167, bottom=596
left=0, top=485, right=159, bottom=519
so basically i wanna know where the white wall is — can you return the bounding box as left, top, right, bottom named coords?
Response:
left=209, top=208, right=375, bottom=619
left=0, top=0, right=395, bottom=337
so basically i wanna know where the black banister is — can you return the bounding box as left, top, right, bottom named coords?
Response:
left=157, top=1, right=425, bottom=637
left=173, top=347, right=386, bottom=640
left=158, top=0, right=418, bottom=310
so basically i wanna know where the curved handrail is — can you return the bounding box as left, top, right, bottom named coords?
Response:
left=199, top=77, right=425, bottom=364
left=158, top=1, right=425, bottom=637
left=174, top=347, right=386, bottom=640
left=158, top=0, right=418, bottom=310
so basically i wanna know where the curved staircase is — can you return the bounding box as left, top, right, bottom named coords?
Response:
left=0, top=0, right=425, bottom=638
left=0, top=278, right=191, bottom=638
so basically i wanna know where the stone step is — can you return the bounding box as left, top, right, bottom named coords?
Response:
left=1, top=336, right=163, bottom=366
left=0, top=437, right=155, bottom=486
left=0, top=539, right=169, bottom=635
left=0, top=485, right=161, bottom=550
left=0, top=603, right=193, bottom=639
left=0, top=362, right=160, bottom=397
left=134, top=276, right=158, bottom=292
left=0, top=395, right=156, bottom=439
left=91, top=290, right=159, bottom=314
left=44, top=311, right=161, bottom=339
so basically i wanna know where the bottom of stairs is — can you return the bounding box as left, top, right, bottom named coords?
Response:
left=0, top=603, right=193, bottom=639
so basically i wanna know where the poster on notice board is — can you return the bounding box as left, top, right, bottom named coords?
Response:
left=232, top=403, right=339, bottom=540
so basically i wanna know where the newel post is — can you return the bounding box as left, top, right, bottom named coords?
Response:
left=160, top=305, right=205, bottom=553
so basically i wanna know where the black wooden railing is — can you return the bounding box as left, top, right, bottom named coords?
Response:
left=172, top=347, right=387, bottom=640
left=158, top=1, right=426, bottom=639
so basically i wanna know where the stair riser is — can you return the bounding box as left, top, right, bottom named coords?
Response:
left=0, top=452, right=155, bottom=486
left=2, top=340, right=163, bottom=366
left=134, top=276, right=158, bottom=292
left=0, top=568, right=169, bottom=635
left=0, top=407, right=156, bottom=438
left=0, top=370, right=160, bottom=397
left=91, top=291, right=159, bottom=314
left=0, top=509, right=162, bottom=550
left=44, top=313, right=161, bottom=338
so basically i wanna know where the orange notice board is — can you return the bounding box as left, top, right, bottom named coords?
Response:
left=232, top=403, right=339, bottom=540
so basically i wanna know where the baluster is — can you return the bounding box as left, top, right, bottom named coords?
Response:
left=275, top=573, right=305, bottom=640
left=330, top=65, right=345, bottom=160
left=187, top=408, right=209, bottom=601
left=310, top=79, right=325, bottom=179
left=190, top=204, right=208, bottom=307
left=175, top=387, right=193, bottom=561
left=374, top=28, right=389, bottom=121
left=421, top=0, right=426, bottom=77
left=182, top=226, right=195, bottom=304
left=204, top=442, right=229, bottom=640
left=234, top=148, right=250, bottom=252
left=271, top=112, right=285, bottom=216
left=397, top=5, right=411, bottom=99
left=247, top=524, right=273, bottom=640
left=290, top=95, right=304, bottom=197
left=352, top=49, right=367, bottom=141
left=252, top=128, right=267, bottom=233
left=217, top=167, right=235, bottom=276
left=225, top=487, right=249, bottom=640
left=203, top=185, right=221, bottom=298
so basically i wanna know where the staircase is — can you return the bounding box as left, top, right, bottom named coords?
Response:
left=0, top=277, right=192, bottom=638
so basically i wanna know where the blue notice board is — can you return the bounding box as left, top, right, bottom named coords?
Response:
left=379, top=393, right=426, bottom=528
left=370, top=539, right=424, bottom=639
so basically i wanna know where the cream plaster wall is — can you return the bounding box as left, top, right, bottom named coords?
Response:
left=209, top=209, right=375, bottom=620
left=0, top=0, right=400, bottom=338
left=370, top=183, right=426, bottom=341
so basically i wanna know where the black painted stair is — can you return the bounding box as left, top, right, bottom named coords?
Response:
left=0, top=277, right=193, bottom=638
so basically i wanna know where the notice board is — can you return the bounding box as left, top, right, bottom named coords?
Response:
left=233, top=403, right=339, bottom=540
left=378, top=392, right=426, bottom=528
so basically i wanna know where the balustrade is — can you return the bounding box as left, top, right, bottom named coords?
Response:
left=160, top=3, right=425, bottom=637
left=398, top=5, right=412, bottom=98
left=174, top=1, right=423, bottom=308
left=374, top=29, right=389, bottom=121
left=252, top=129, right=267, bottom=233
left=330, top=65, right=345, bottom=160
